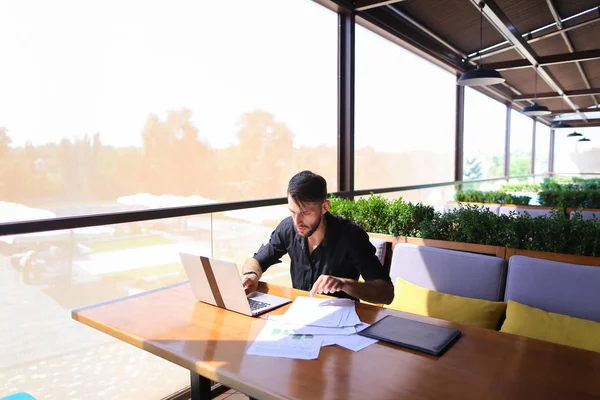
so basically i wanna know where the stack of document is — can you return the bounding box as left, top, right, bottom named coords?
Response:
left=246, top=296, right=378, bottom=360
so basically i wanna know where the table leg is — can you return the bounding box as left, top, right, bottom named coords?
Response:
left=190, top=371, right=211, bottom=400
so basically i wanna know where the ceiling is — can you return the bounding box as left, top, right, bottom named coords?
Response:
left=325, top=0, right=600, bottom=127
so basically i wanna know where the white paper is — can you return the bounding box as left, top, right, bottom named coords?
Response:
left=246, top=321, right=323, bottom=360
left=279, top=296, right=360, bottom=328
left=315, top=323, right=377, bottom=351
left=334, top=334, right=378, bottom=352
left=246, top=300, right=374, bottom=360
left=266, top=315, right=357, bottom=335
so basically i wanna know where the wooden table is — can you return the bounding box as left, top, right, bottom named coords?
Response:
left=72, top=282, right=600, bottom=400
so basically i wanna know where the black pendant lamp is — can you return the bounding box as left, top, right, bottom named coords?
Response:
left=522, top=67, right=551, bottom=116
left=551, top=121, right=572, bottom=129
left=578, top=137, right=591, bottom=142
left=550, top=96, right=571, bottom=128
left=457, top=2, right=505, bottom=87
left=567, top=131, right=583, bottom=137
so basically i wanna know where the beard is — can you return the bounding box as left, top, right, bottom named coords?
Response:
left=295, top=214, right=321, bottom=238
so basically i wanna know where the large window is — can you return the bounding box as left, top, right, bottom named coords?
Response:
left=554, top=127, right=600, bottom=173
left=463, top=88, right=506, bottom=180
left=535, top=121, right=550, bottom=174
left=0, top=1, right=335, bottom=399
left=509, top=110, right=533, bottom=176
left=354, top=23, right=456, bottom=190
left=0, top=0, right=337, bottom=219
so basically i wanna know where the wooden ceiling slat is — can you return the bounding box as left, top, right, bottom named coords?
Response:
left=483, top=49, right=600, bottom=70
left=554, top=0, right=600, bottom=20
left=530, top=34, right=570, bottom=57
left=355, top=0, right=600, bottom=113
left=567, top=22, right=600, bottom=52
left=547, top=63, right=585, bottom=91
left=496, top=0, right=554, bottom=34
left=397, top=0, right=505, bottom=54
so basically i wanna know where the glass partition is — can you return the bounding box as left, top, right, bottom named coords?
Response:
left=509, top=110, right=533, bottom=176
left=0, top=0, right=337, bottom=221
left=463, top=88, right=507, bottom=180
left=554, top=127, right=600, bottom=173
left=535, top=122, right=551, bottom=174
left=0, top=214, right=216, bottom=398
left=212, top=205, right=292, bottom=288
left=354, top=24, right=455, bottom=190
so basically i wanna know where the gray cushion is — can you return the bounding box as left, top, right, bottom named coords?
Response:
left=505, top=256, right=600, bottom=323
left=498, top=206, right=553, bottom=218
left=570, top=210, right=600, bottom=221
left=444, top=202, right=500, bottom=215
left=390, top=243, right=507, bottom=301
left=369, top=238, right=387, bottom=266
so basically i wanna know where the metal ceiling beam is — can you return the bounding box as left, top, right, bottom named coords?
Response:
left=383, top=4, right=528, bottom=102
left=471, top=9, right=600, bottom=61
left=549, top=107, right=600, bottom=115
left=546, top=0, right=599, bottom=108
left=483, top=49, right=600, bottom=71
left=355, top=0, right=404, bottom=11
left=557, top=119, right=600, bottom=127
left=473, top=0, right=587, bottom=121
left=513, top=88, right=600, bottom=101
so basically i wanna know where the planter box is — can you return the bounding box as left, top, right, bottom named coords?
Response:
left=505, top=248, right=600, bottom=267
left=368, top=233, right=600, bottom=267
left=367, top=233, right=505, bottom=259
left=566, top=207, right=600, bottom=214
left=446, top=201, right=503, bottom=207
left=497, top=204, right=556, bottom=211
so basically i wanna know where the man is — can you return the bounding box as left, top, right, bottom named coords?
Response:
left=241, top=170, right=394, bottom=305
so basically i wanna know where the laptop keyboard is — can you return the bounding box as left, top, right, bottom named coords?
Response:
left=248, top=298, right=270, bottom=312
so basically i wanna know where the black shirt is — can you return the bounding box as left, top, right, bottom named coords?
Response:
left=253, top=212, right=391, bottom=298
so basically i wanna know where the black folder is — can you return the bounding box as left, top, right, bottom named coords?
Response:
left=358, top=315, right=461, bottom=356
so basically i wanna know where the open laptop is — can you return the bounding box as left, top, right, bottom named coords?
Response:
left=179, top=252, right=291, bottom=316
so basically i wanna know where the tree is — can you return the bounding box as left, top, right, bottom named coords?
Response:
left=0, top=127, right=11, bottom=158
left=509, top=152, right=531, bottom=176
left=141, top=108, right=212, bottom=196
left=231, top=110, right=295, bottom=199
left=487, top=155, right=504, bottom=178
left=464, top=157, right=482, bottom=180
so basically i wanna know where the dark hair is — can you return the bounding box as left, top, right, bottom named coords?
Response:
left=287, top=170, right=327, bottom=207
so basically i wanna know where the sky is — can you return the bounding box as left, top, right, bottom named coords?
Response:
left=0, top=0, right=596, bottom=155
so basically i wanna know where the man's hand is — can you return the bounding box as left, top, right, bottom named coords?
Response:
left=242, top=273, right=259, bottom=295
left=309, top=275, right=347, bottom=297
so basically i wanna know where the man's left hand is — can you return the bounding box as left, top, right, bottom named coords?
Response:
left=309, top=275, right=347, bottom=297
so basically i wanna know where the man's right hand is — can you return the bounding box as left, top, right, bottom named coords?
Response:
left=242, top=273, right=259, bottom=295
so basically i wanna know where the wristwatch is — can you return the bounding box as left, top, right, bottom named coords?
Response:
left=243, top=271, right=259, bottom=277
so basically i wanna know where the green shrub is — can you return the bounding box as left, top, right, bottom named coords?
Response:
left=568, top=210, right=600, bottom=257
left=420, top=205, right=508, bottom=246
left=587, top=190, right=600, bottom=208
left=351, top=195, right=390, bottom=234
left=329, top=194, right=435, bottom=236
left=505, top=209, right=571, bottom=254
left=500, top=183, right=541, bottom=192
left=455, top=190, right=530, bottom=205
left=540, top=177, right=600, bottom=192
left=387, top=199, right=435, bottom=237
left=329, top=195, right=600, bottom=257
left=538, top=188, right=599, bottom=208
left=328, top=195, right=356, bottom=221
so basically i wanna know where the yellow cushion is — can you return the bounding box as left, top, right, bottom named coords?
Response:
left=500, top=300, right=600, bottom=353
left=385, top=277, right=507, bottom=329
